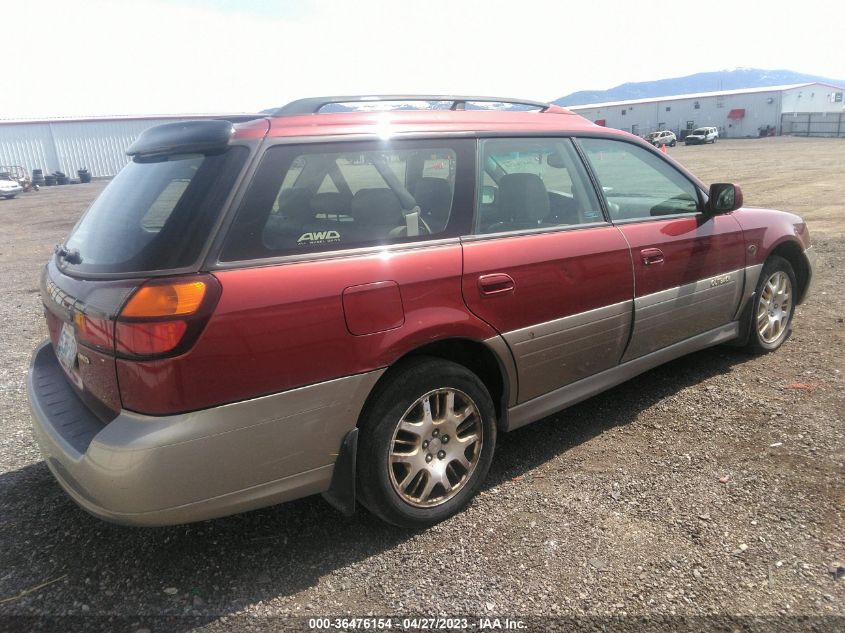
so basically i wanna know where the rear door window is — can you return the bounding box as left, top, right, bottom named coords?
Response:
left=62, top=147, right=248, bottom=275
left=220, top=139, right=475, bottom=262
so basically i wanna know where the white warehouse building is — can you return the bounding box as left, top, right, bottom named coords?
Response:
left=0, top=113, right=252, bottom=179
left=568, top=82, right=845, bottom=139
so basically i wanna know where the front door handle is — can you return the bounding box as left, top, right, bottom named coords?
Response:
left=640, top=248, right=665, bottom=266
left=478, top=273, right=515, bottom=296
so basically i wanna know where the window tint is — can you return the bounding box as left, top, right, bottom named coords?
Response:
left=221, top=140, right=473, bottom=261
left=578, top=138, right=700, bottom=221
left=475, top=138, right=602, bottom=234
left=62, top=147, right=248, bottom=275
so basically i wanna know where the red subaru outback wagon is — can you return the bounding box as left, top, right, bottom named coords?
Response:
left=28, top=96, right=815, bottom=528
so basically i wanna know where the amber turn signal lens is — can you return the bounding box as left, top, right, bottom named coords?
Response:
left=121, top=282, right=207, bottom=318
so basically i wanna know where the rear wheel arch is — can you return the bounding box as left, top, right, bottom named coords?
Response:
left=358, top=338, right=511, bottom=432
left=769, top=239, right=810, bottom=303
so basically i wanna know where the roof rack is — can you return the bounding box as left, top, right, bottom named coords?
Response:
left=270, top=95, right=554, bottom=117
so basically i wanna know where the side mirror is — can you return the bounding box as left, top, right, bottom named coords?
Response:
left=708, top=183, right=743, bottom=214
left=481, top=185, right=497, bottom=205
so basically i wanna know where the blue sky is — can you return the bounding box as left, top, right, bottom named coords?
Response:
left=4, top=0, right=843, bottom=118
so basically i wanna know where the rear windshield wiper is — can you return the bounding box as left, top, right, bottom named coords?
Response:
left=55, top=243, right=82, bottom=265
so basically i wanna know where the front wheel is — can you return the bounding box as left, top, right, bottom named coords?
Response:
left=745, top=256, right=797, bottom=353
left=357, top=357, right=497, bottom=528
left=670, top=140, right=677, bottom=147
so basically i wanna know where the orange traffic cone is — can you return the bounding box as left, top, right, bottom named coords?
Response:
left=661, top=143, right=667, bottom=153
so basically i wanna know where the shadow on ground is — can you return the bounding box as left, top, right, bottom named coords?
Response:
left=0, top=345, right=749, bottom=629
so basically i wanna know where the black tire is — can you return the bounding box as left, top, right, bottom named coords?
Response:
left=670, top=140, right=677, bottom=147
left=745, top=255, right=797, bottom=354
left=357, top=356, right=497, bottom=528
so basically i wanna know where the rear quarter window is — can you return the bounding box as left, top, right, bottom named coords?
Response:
left=220, top=139, right=475, bottom=262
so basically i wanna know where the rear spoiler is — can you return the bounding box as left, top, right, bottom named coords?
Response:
left=126, top=120, right=236, bottom=159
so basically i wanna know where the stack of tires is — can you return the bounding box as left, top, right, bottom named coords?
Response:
left=32, top=169, right=45, bottom=186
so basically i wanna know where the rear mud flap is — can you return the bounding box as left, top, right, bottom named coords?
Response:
left=321, top=428, right=358, bottom=516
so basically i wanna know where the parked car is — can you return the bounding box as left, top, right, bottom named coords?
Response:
left=645, top=130, right=677, bottom=147
left=685, top=127, right=719, bottom=145
left=28, top=95, right=815, bottom=528
left=0, top=175, right=23, bottom=199
left=1, top=165, right=39, bottom=193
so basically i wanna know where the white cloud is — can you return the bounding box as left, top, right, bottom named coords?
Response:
left=3, top=0, right=843, bottom=118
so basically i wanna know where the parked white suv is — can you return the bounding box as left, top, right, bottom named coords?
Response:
left=645, top=130, right=676, bottom=147
left=685, top=127, right=719, bottom=145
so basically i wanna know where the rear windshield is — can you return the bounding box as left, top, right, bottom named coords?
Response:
left=61, top=147, right=248, bottom=275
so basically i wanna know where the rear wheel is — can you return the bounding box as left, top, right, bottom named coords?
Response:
left=745, top=256, right=796, bottom=353
left=357, top=357, right=497, bottom=528
left=670, top=140, right=677, bottom=147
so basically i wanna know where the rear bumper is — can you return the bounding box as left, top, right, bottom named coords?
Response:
left=27, top=341, right=382, bottom=526
left=1, top=185, right=23, bottom=196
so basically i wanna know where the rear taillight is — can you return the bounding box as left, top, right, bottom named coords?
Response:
left=115, top=275, right=221, bottom=359
left=74, top=312, right=115, bottom=350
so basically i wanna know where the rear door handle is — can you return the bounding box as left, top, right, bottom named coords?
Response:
left=478, top=273, right=515, bottom=296
left=640, top=248, right=665, bottom=266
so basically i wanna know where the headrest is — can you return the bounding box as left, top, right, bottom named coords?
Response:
left=350, top=188, right=404, bottom=226
left=497, top=173, right=550, bottom=223
left=414, top=177, right=452, bottom=205
left=276, top=188, right=313, bottom=222
left=310, top=191, right=351, bottom=215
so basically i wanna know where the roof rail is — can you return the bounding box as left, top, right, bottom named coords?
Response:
left=270, top=95, right=554, bottom=116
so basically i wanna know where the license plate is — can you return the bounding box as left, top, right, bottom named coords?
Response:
left=56, top=321, right=78, bottom=373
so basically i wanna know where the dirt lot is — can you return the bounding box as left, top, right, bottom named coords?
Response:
left=0, top=137, right=842, bottom=632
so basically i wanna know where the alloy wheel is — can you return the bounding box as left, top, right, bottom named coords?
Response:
left=757, top=270, right=792, bottom=344
left=388, top=388, right=483, bottom=508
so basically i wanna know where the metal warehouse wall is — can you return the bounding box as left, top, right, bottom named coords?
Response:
left=781, top=85, right=845, bottom=114
left=572, top=90, right=785, bottom=138
left=0, top=117, right=202, bottom=178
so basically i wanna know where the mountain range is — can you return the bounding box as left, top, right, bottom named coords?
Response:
left=554, top=68, right=845, bottom=107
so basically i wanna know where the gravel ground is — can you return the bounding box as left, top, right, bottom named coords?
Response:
left=0, top=137, right=843, bottom=632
